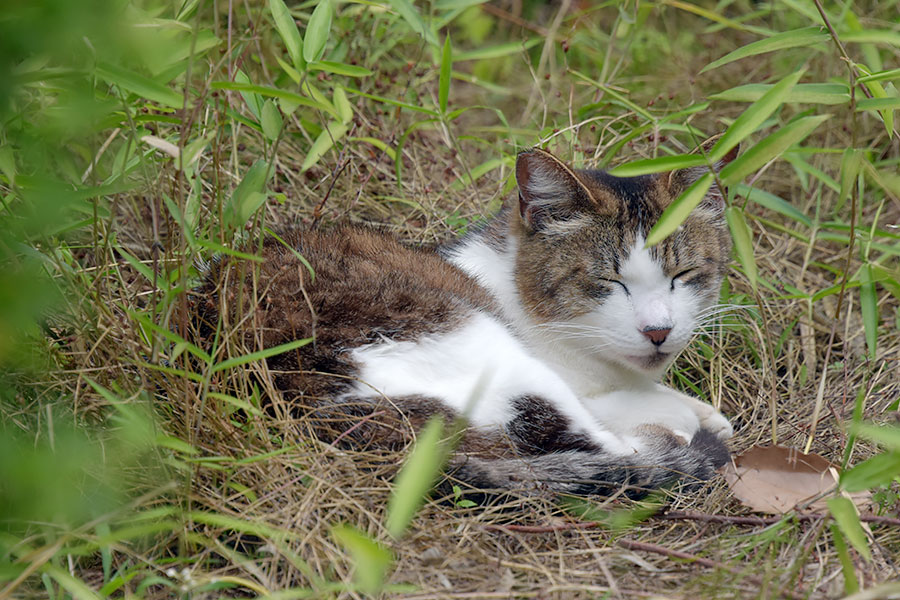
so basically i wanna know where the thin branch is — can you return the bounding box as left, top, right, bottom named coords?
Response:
left=485, top=510, right=900, bottom=534
left=615, top=539, right=807, bottom=600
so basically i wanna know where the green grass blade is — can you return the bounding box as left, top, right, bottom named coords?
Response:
left=710, top=83, right=849, bottom=105
left=385, top=416, right=447, bottom=538
left=725, top=206, right=757, bottom=292
left=303, top=0, right=332, bottom=63
left=115, top=245, right=156, bottom=284
left=827, top=496, right=872, bottom=561
left=439, top=34, right=452, bottom=114
left=128, top=310, right=211, bottom=363
left=831, top=525, right=860, bottom=595
left=344, top=86, right=438, bottom=116
left=700, top=26, right=829, bottom=73
left=719, top=115, right=830, bottom=185
left=95, top=63, right=184, bottom=109
left=265, top=227, right=316, bottom=282
left=711, top=70, right=803, bottom=159
left=42, top=564, right=103, bottom=600
left=859, top=263, right=878, bottom=359
left=645, top=173, right=712, bottom=247
left=269, top=0, right=304, bottom=71
left=608, top=154, right=707, bottom=177
left=331, top=524, right=393, bottom=594
left=187, top=511, right=292, bottom=540
left=212, top=337, right=313, bottom=373
left=194, top=238, right=264, bottom=262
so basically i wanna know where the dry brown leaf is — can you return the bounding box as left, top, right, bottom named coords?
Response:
left=722, top=445, right=870, bottom=514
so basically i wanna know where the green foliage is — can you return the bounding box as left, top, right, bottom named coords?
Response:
left=1, top=0, right=899, bottom=596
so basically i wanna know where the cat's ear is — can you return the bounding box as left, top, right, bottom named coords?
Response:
left=666, top=140, right=739, bottom=212
left=516, top=148, right=598, bottom=231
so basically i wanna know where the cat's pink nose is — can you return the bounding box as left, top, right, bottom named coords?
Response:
left=641, top=327, right=671, bottom=346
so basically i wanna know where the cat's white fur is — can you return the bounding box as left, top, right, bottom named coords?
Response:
left=345, top=234, right=732, bottom=454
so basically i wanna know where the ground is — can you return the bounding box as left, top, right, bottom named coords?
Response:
left=1, top=0, right=899, bottom=598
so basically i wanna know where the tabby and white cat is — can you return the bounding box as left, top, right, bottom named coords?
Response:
left=201, top=146, right=737, bottom=496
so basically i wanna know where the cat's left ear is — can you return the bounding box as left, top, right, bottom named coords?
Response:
left=666, top=141, right=739, bottom=212
left=516, top=148, right=599, bottom=231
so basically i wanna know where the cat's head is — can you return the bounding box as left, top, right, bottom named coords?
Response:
left=512, top=145, right=738, bottom=376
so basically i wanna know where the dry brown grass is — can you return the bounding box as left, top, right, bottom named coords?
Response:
left=5, top=1, right=900, bottom=599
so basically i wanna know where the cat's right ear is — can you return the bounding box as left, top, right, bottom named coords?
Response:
left=515, top=148, right=597, bottom=232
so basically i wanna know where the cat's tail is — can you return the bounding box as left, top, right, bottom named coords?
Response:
left=447, top=428, right=729, bottom=497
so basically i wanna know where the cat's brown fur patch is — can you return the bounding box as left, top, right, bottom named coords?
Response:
left=198, top=226, right=497, bottom=401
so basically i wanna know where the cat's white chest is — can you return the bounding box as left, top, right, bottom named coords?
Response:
left=345, top=311, right=573, bottom=427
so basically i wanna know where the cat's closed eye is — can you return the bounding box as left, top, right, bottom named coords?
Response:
left=599, top=277, right=629, bottom=295
left=670, top=269, right=694, bottom=290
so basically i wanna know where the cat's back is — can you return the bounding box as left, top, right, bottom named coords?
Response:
left=211, top=225, right=497, bottom=366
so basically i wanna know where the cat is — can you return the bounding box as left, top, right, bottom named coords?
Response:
left=197, top=144, right=738, bottom=497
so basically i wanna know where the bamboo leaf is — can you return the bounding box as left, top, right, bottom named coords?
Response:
left=333, top=86, right=352, bottom=124
left=212, top=337, right=313, bottom=373
left=645, top=173, right=713, bottom=247
left=859, top=264, right=878, bottom=359
left=852, top=423, right=900, bottom=450
left=858, top=68, right=900, bottom=84
left=856, top=97, right=900, bottom=112
left=725, top=206, right=757, bottom=292
left=439, top=34, right=452, bottom=114
left=385, top=416, right=448, bottom=538
left=231, top=71, right=263, bottom=120
left=303, top=0, right=333, bottom=63
left=211, top=81, right=330, bottom=113
left=308, top=60, right=373, bottom=77
left=349, top=137, right=396, bottom=161
left=225, top=159, right=270, bottom=229
left=840, top=451, right=900, bottom=492
left=710, top=83, right=849, bottom=105
left=711, top=70, right=803, bottom=159
left=734, top=184, right=811, bottom=227
left=701, top=27, right=829, bottom=73
left=95, top=62, right=184, bottom=109
left=0, top=145, right=15, bottom=185
left=268, top=0, right=304, bottom=71
left=719, top=115, right=830, bottom=185
left=608, top=154, right=708, bottom=177
left=827, top=496, right=872, bottom=561
left=301, top=122, right=349, bottom=172
left=454, top=38, right=541, bottom=62
left=261, top=100, right=283, bottom=141
left=385, top=0, right=437, bottom=46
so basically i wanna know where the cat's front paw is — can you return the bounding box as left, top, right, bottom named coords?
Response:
left=699, top=409, right=733, bottom=440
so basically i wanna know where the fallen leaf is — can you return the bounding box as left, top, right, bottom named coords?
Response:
left=722, top=445, right=870, bottom=514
